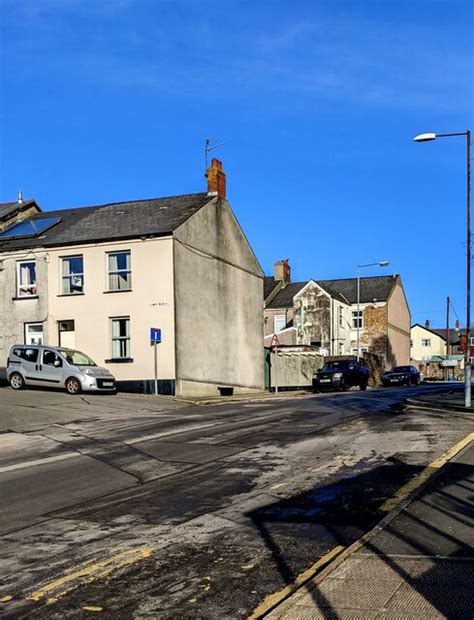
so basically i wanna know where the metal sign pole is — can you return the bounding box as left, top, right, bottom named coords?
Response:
left=154, top=340, right=158, bottom=395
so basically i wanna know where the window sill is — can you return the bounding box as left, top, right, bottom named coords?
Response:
left=12, top=295, right=39, bottom=301
left=57, top=293, right=85, bottom=297
left=104, top=357, right=134, bottom=364
left=103, top=289, right=132, bottom=294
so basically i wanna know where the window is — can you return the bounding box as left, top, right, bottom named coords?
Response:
left=17, top=261, right=37, bottom=297
left=25, top=322, right=43, bottom=345
left=43, top=349, right=62, bottom=367
left=108, top=251, right=131, bottom=291
left=61, top=256, right=84, bottom=294
left=470, top=337, right=474, bottom=346
left=421, top=339, right=431, bottom=347
left=338, top=306, right=344, bottom=328
left=274, top=314, right=286, bottom=332
left=111, top=317, right=130, bottom=358
left=410, top=340, right=413, bottom=347
left=12, top=347, right=39, bottom=363
left=352, top=310, right=363, bottom=329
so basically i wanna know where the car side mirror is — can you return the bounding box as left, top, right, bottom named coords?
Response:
left=54, top=360, right=61, bottom=367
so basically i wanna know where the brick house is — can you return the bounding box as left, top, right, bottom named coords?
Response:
left=264, top=261, right=411, bottom=367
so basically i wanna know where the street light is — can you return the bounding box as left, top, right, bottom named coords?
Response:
left=356, top=260, right=390, bottom=361
left=413, top=130, right=471, bottom=407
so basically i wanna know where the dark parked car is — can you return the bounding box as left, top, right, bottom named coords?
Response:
left=313, top=360, right=369, bottom=392
left=381, top=365, right=420, bottom=387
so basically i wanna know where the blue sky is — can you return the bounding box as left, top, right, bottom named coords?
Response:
left=1, top=0, right=473, bottom=327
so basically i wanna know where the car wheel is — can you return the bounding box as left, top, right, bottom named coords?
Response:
left=339, top=380, right=347, bottom=392
left=10, top=372, right=25, bottom=390
left=360, top=382, right=368, bottom=391
left=65, top=377, right=81, bottom=395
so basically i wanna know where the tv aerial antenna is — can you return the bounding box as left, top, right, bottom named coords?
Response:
left=205, top=138, right=224, bottom=176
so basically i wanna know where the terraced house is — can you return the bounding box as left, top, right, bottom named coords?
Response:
left=264, top=260, right=411, bottom=367
left=0, top=160, right=264, bottom=396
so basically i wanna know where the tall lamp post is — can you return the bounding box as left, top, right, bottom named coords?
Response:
left=414, top=130, right=471, bottom=408
left=356, top=261, right=390, bottom=361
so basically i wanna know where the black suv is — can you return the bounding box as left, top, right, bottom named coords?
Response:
left=313, top=360, right=369, bottom=392
left=381, top=365, right=421, bottom=387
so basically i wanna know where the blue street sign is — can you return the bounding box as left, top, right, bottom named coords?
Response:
left=150, top=327, right=162, bottom=343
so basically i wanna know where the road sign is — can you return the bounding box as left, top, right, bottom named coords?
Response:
left=150, top=328, right=161, bottom=343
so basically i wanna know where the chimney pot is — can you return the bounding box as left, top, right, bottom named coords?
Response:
left=207, top=159, right=226, bottom=198
left=17, top=190, right=23, bottom=205
left=425, top=319, right=430, bottom=329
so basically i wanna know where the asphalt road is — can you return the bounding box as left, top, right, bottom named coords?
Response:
left=0, top=383, right=470, bottom=618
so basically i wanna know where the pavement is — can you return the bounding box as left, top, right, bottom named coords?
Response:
left=406, top=386, right=471, bottom=413
left=266, top=437, right=474, bottom=619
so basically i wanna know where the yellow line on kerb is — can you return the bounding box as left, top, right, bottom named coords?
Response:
left=248, top=545, right=345, bottom=619
left=27, top=547, right=153, bottom=604
left=381, top=431, right=474, bottom=513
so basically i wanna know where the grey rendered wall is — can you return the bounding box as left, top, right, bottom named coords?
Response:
left=173, top=197, right=264, bottom=396
left=0, top=250, right=49, bottom=366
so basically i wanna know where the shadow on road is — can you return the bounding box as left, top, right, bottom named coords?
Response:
left=247, top=458, right=473, bottom=618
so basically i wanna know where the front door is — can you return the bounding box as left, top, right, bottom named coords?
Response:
left=25, top=323, right=43, bottom=345
left=58, top=320, right=75, bottom=348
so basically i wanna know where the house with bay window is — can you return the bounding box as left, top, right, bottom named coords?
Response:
left=0, top=159, right=264, bottom=396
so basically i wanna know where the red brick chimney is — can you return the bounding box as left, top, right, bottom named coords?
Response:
left=207, top=158, right=226, bottom=198
left=274, top=259, right=291, bottom=283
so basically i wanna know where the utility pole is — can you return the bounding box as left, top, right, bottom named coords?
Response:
left=445, top=296, right=450, bottom=381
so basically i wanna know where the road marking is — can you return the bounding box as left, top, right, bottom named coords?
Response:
left=0, top=595, right=13, bottom=602
left=380, top=431, right=474, bottom=512
left=27, top=547, right=153, bottom=603
left=0, top=452, right=78, bottom=474
left=248, top=545, right=344, bottom=619
left=83, top=606, right=103, bottom=612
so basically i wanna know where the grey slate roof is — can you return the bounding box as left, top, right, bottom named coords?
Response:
left=266, top=275, right=398, bottom=309
left=319, top=275, right=398, bottom=304
left=264, top=276, right=280, bottom=300
left=0, top=199, right=39, bottom=221
left=266, top=282, right=307, bottom=308
left=0, top=193, right=212, bottom=251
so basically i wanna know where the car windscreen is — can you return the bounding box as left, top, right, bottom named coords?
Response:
left=393, top=366, right=411, bottom=373
left=323, top=361, right=351, bottom=370
left=59, top=349, right=97, bottom=366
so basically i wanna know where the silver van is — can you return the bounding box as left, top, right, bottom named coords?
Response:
left=7, top=345, right=116, bottom=394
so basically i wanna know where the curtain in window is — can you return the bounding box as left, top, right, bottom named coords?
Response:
left=112, top=318, right=130, bottom=358
left=19, top=262, right=36, bottom=295
left=108, top=253, right=131, bottom=291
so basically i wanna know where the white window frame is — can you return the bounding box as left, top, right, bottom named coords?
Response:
left=274, top=314, right=286, bottom=333
left=352, top=310, right=363, bottom=329
left=421, top=339, right=431, bottom=347
left=338, top=306, right=344, bottom=328
left=17, top=260, right=37, bottom=297
left=107, top=250, right=131, bottom=291
left=110, top=316, right=131, bottom=359
left=61, top=255, right=84, bottom=295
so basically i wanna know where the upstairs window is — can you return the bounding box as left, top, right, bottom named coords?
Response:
left=421, top=339, right=431, bottom=347
left=108, top=251, right=131, bottom=291
left=61, top=256, right=84, bottom=294
left=17, top=261, right=37, bottom=297
left=274, top=314, right=286, bottom=333
left=352, top=310, right=363, bottom=329
left=338, top=306, right=344, bottom=327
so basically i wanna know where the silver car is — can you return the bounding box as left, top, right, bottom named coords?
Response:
left=7, top=345, right=116, bottom=394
